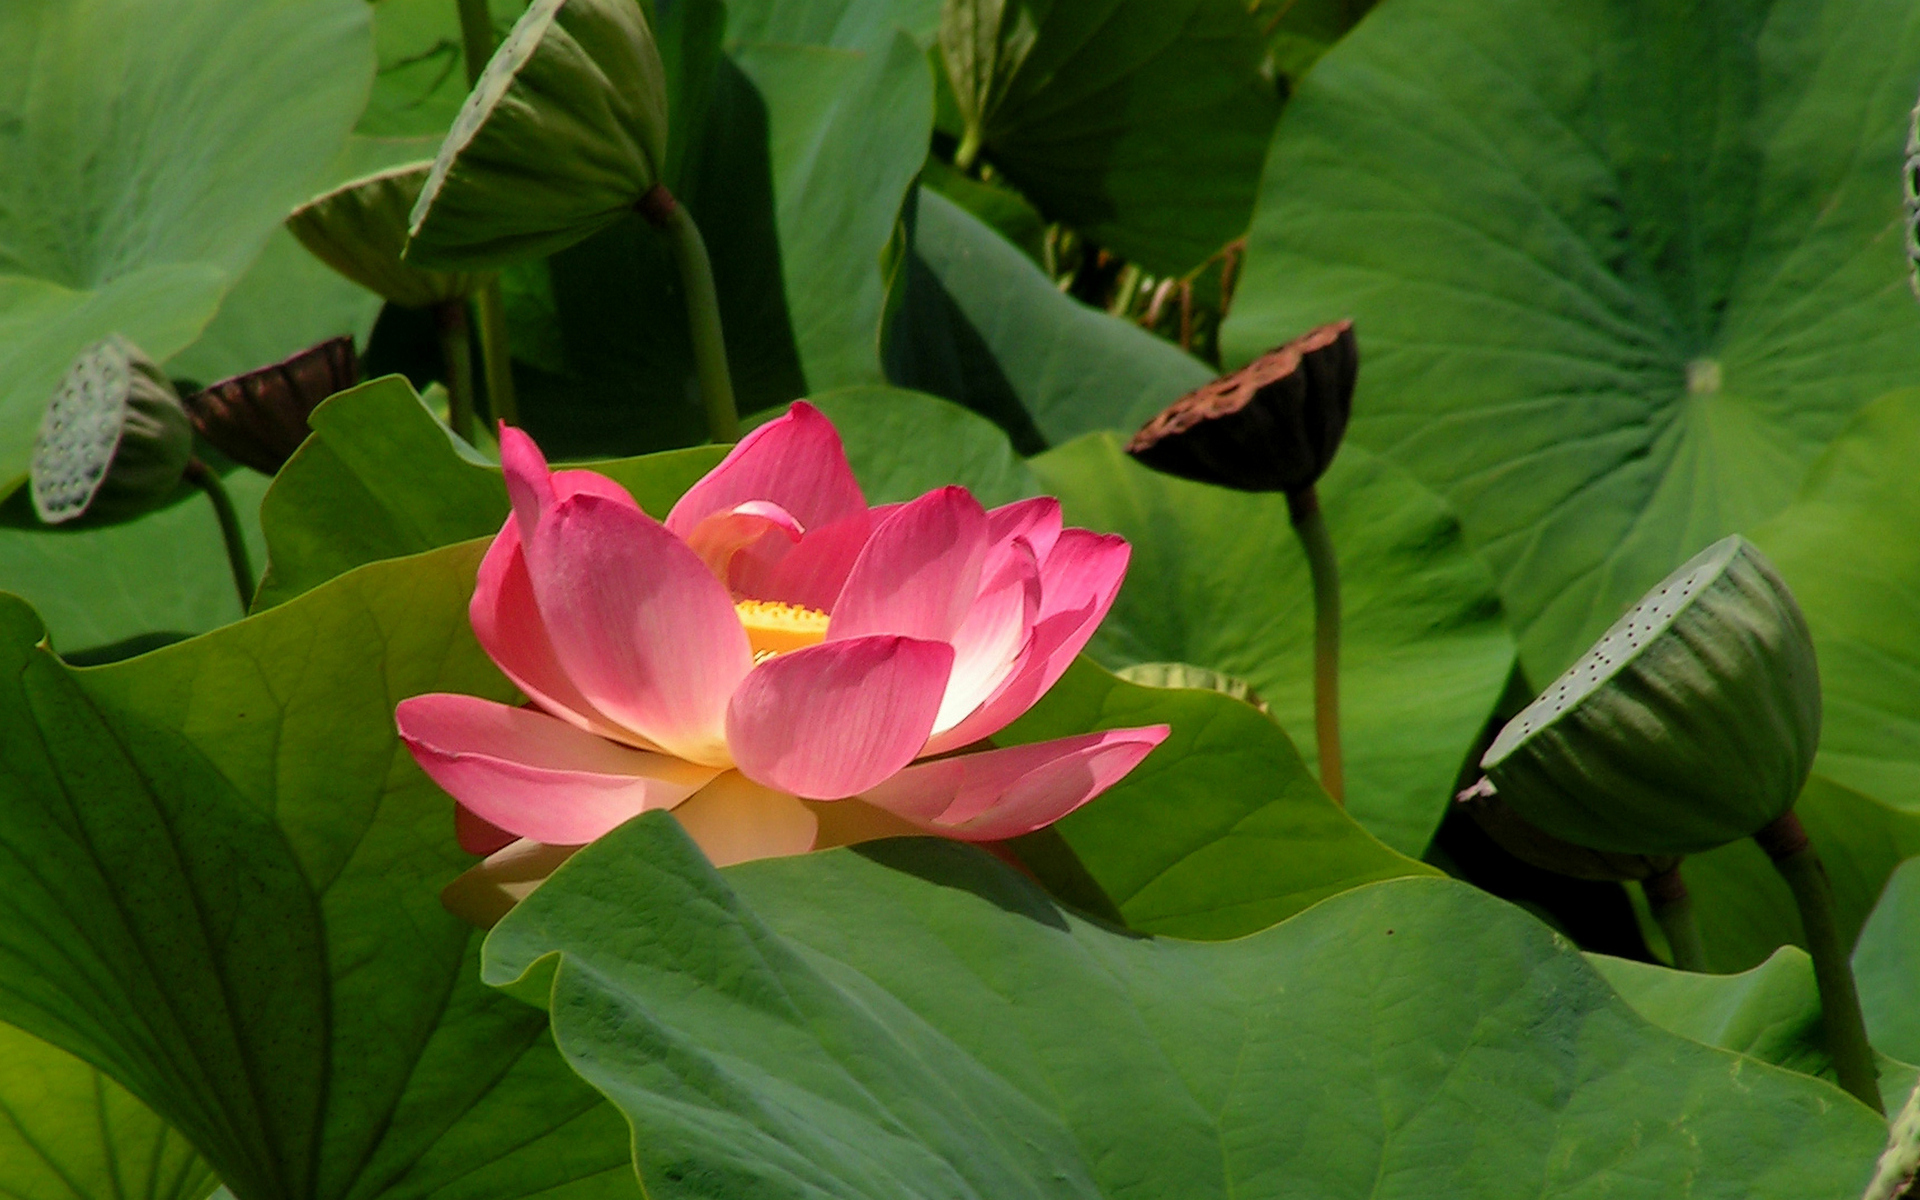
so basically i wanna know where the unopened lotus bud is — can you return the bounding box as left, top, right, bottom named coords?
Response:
left=1455, top=777, right=1680, bottom=882
left=1481, top=536, right=1820, bottom=856
left=182, top=336, right=360, bottom=475
left=30, top=336, right=192, bottom=524
left=289, top=163, right=479, bottom=308
left=406, top=0, right=671, bottom=269
left=1127, top=320, right=1356, bottom=496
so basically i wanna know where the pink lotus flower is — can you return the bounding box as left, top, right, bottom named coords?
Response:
left=396, top=403, right=1166, bottom=920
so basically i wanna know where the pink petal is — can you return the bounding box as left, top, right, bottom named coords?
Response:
left=726, top=635, right=955, bottom=799
left=524, top=494, right=753, bottom=764
left=685, top=500, right=804, bottom=582
left=397, top=694, right=722, bottom=844
left=933, top=535, right=1041, bottom=735
left=669, top=771, right=819, bottom=867
left=859, top=726, right=1168, bottom=840
left=500, top=424, right=556, bottom=542
left=470, top=525, right=650, bottom=747
left=829, top=487, right=987, bottom=643
left=471, top=443, right=647, bottom=744
left=923, top=529, right=1131, bottom=752
left=666, top=401, right=867, bottom=538
left=986, top=496, right=1062, bottom=564
left=732, top=511, right=872, bottom=611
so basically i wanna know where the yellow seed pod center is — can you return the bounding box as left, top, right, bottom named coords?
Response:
left=735, top=599, right=830, bottom=659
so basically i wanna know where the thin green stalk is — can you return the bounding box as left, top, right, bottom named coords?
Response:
left=454, top=0, right=494, bottom=86
left=1758, top=813, right=1882, bottom=1114
left=186, top=459, right=255, bottom=613
left=1643, top=865, right=1706, bottom=973
left=474, top=278, right=518, bottom=426
left=435, top=300, right=476, bottom=442
left=658, top=199, right=739, bottom=442
left=1288, top=486, right=1343, bottom=804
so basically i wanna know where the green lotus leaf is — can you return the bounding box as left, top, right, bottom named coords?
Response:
left=0, top=0, right=371, bottom=483
left=1589, top=947, right=1918, bottom=1106
left=0, top=1021, right=215, bottom=1200
left=1679, top=777, right=1920, bottom=973
left=253, top=375, right=723, bottom=608
left=938, top=0, right=1278, bottom=273
left=0, top=543, right=664, bottom=1198
left=1026, top=431, right=1513, bottom=855
left=1482, top=536, right=1819, bottom=856
left=999, top=655, right=1428, bottom=937
left=1854, top=857, right=1920, bottom=1067
left=29, top=336, right=192, bottom=526
left=486, top=812, right=1884, bottom=1197
left=721, top=0, right=942, bottom=51
left=1224, top=0, right=1920, bottom=683
left=291, top=162, right=479, bottom=308
left=1748, top=389, right=1920, bottom=812
left=407, top=0, right=672, bottom=269
left=885, top=188, right=1212, bottom=452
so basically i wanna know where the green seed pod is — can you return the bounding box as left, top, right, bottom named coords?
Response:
left=1454, top=778, right=1680, bottom=883
left=406, top=0, right=670, bottom=269
left=1481, top=536, right=1820, bottom=855
left=30, top=336, right=193, bottom=525
left=289, top=163, right=479, bottom=308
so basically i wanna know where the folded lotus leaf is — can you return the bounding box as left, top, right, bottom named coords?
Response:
left=30, top=336, right=192, bottom=525
left=288, top=163, right=478, bottom=308
left=406, top=0, right=670, bottom=269
left=1482, top=536, right=1820, bottom=855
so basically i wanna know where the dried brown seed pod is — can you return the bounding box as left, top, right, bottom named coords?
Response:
left=183, top=336, right=360, bottom=475
left=1127, top=319, right=1356, bottom=495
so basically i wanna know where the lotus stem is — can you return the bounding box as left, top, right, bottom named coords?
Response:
left=1642, top=865, right=1706, bottom=972
left=186, top=458, right=255, bottom=613
left=1288, top=485, right=1343, bottom=804
left=474, top=279, right=519, bottom=427
left=639, top=185, right=737, bottom=442
left=454, top=0, right=494, bottom=87
left=1756, top=812, right=1882, bottom=1114
left=434, top=300, right=476, bottom=442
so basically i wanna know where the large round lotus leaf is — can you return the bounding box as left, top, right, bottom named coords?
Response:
left=290, top=162, right=479, bottom=308
left=407, top=0, right=671, bottom=269
left=0, top=551, right=658, bottom=1198
left=0, top=0, right=370, bottom=487
left=938, top=0, right=1278, bottom=274
left=29, top=336, right=191, bottom=526
left=486, top=813, right=1885, bottom=1198
left=1223, top=0, right=1920, bottom=684
left=1483, top=535, right=1820, bottom=856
